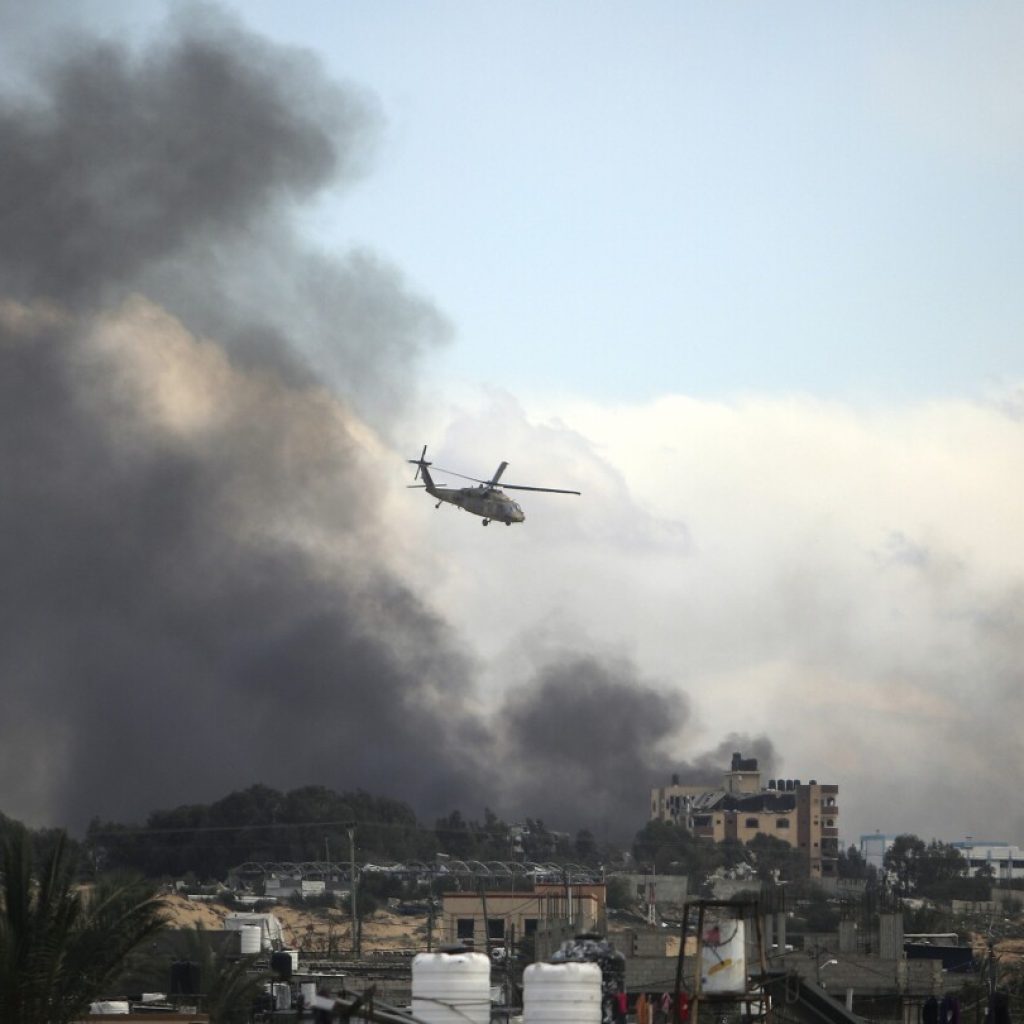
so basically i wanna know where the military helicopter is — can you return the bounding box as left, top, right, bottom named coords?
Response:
left=408, top=445, right=580, bottom=525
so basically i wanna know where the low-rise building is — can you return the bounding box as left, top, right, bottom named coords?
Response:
left=952, top=839, right=1024, bottom=881
left=440, top=882, right=606, bottom=950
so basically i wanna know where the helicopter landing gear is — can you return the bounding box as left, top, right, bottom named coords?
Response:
left=482, top=518, right=490, bottom=526
left=435, top=500, right=443, bottom=509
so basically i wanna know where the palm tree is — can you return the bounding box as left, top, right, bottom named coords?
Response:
left=0, top=824, right=167, bottom=1024
left=178, top=923, right=270, bottom=1024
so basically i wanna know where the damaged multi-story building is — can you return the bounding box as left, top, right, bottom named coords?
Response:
left=650, top=752, right=840, bottom=879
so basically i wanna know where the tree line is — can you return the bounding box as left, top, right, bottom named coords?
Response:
left=4, top=785, right=609, bottom=882
left=3, top=790, right=1007, bottom=907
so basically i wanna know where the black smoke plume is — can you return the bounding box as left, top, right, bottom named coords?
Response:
left=0, top=8, right=772, bottom=840
left=498, top=657, right=775, bottom=834
left=0, top=9, right=487, bottom=830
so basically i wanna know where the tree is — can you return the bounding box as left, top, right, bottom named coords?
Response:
left=884, top=834, right=972, bottom=900
left=178, top=924, right=268, bottom=1024
left=838, top=844, right=869, bottom=880
left=801, top=887, right=840, bottom=932
left=884, top=834, right=926, bottom=895
left=0, top=825, right=167, bottom=1024
left=915, top=841, right=970, bottom=899
left=121, top=923, right=269, bottom=1024
left=747, top=833, right=806, bottom=882
left=632, top=820, right=717, bottom=876
left=575, top=829, right=598, bottom=865
left=435, top=810, right=476, bottom=859
left=606, top=876, right=633, bottom=910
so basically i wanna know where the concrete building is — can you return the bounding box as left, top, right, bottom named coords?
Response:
left=859, top=833, right=898, bottom=871
left=860, top=835, right=1024, bottom=881
left=440, top=882, right=606, bottom=950
left=650, top=752, right=840, bottom=879
left=952, top=839, right=1024, bottom=881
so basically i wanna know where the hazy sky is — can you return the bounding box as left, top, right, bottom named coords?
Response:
left=206, top=0, right=1024, bottom=402
left=2, top=1, right=1023, bottom=849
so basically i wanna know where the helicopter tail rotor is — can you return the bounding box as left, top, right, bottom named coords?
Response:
left=408, top=444, right=438, bottom=492
left=408, top=444, right=429, bottom=481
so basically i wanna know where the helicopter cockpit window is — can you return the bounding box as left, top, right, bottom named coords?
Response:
left=512, top=501, right=523, bottom=512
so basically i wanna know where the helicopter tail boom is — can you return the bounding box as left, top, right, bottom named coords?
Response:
left=408, top=445, right=437, bottom=493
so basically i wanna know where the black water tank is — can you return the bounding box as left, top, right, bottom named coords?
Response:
left=271, top=950, right=293, bottom=980
left=170, top=959, right=200, bottom=995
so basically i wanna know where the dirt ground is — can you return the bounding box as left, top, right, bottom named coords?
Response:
left=162, top=895, right=430, bottom=954
left=160, top=895, right=654, bottom=958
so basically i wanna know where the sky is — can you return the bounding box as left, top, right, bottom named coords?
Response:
left=1, top=0, right=1022, bottom=851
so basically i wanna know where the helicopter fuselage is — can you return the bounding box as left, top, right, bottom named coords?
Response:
left=429, top=484, right=525, bottom=525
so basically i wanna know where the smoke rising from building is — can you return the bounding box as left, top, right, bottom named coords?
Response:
left=500, top=657, right=774, bottom=828
left=0, top=9, right=770, bottom=838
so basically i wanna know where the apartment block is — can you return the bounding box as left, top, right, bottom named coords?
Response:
left=650, top=752, right=840, bottom=879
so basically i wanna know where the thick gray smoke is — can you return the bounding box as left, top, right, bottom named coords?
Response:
left=0, top=8, right=773, bottom=840
left=0, top=10, right=487, bottom=830
left=499, top=657, right=775, bottom=834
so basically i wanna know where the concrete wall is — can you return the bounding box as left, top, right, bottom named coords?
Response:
left=878, top=914, right=904, bottom=961
left=775, top=951, right=946, bottom=997
left=617, top=874, right=689, bottom=914
left=624, top=957, right=694, bottom=992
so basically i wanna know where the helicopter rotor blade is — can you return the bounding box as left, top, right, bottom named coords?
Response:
left=500, top=484, right=581, bottom=495
left=488, top=461, right=509, bottom=487
left=421, top=458, right=579, bottom=495
left=431, top=466, right=489, bottom=485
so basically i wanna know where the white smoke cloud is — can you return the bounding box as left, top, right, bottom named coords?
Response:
left=405, top=386, right=1024, bottom=843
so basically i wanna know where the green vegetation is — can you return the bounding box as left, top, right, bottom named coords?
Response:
left=0, top=825, right=166, bottom=1024
left=630, top=821, right=807, bottom=882
left=88, top=785, right=438, bottom=880
left=884, top=834, right=992, bottom=901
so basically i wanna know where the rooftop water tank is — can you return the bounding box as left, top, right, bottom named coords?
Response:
left=271, top=950, right=293, bottom=979
left=524, top=961, right=602, bottom=1024
left=169, top=959, right=200, bottom=996
left=700, top=918, right=746, bottom=994
left=412, top=951, right=491, bottom=1024
left=240, top=925, right=262, bottom=955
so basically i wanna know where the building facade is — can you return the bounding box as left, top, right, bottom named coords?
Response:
left=440, top=882, right=606, bottom=950
left=952, top=840, right=1024, bottom=881
left=650, top=753, right=840, bottom=879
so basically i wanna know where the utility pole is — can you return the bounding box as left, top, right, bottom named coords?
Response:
left=349, top=826, right=360, bottom=957
left=427, top=864, right=435, bottom=952
left=480, top=879, right=491, bottom=955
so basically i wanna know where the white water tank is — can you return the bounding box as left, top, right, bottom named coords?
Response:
left=412, top=951, right=491, bottom=1024
left=523, top=961, right=602, bottom=1024
left=240, top=925, right=262, bottom=955
left=700, top=918, right=746, bottom=993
